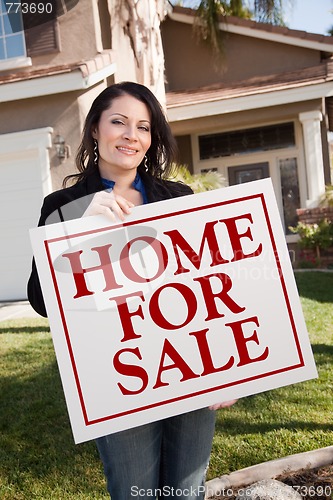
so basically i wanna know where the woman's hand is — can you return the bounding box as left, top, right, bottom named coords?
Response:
left=209, top=399, right=238, bottom=410
left=83, top=191, right=135, bottom=221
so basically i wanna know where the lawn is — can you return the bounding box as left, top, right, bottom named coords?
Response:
left=1, top=272, right=332, bottom=499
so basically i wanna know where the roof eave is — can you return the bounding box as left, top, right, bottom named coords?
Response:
left=166, top=81, right=333, bottom=122
left=0, top=61, right=117, bottom=103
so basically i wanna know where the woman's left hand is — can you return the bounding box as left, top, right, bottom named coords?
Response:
left=209, top=399, right=238, bottom=410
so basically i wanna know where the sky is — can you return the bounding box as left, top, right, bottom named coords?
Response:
left=178, top=0, right=333, bottom=36
left=284, top=0, right=333, bottom=36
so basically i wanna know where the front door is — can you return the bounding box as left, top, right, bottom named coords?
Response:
left=228, top=162, right=269, bottom=185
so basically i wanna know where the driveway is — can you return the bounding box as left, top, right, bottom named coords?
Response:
left=0, top=301, right=40, bottom=322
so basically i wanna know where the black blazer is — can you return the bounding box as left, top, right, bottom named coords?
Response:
left=27, top=170, right=193, bottom=317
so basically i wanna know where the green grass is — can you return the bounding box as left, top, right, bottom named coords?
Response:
left=0, top=319, right=108, bottom=499
left=210, top=271, right=333, bottom=478
left=1, top=272, right=332, bottom=498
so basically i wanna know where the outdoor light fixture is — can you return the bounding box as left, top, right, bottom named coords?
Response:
left=54, top=134, right=69, bottom=160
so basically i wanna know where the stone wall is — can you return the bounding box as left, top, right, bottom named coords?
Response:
left=294, top=207, right=333, bottom=269
left=296, top=207, right=333, bottom=224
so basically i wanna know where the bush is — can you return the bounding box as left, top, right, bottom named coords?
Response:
left=171, top=164, right=226, bottom=193
left=289, top=219, right=333, bottom=251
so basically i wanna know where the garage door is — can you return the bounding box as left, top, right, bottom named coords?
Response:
left=0, top=128, right=53, bottom=301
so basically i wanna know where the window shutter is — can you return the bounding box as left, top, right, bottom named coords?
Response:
left=24, top=19, right=59, bottom=57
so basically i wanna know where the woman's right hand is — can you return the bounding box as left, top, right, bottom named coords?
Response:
left=83, top=191, right=135, bottom=221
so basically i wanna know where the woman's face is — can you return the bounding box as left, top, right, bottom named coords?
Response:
left=92, top=94, right=152, bottom=179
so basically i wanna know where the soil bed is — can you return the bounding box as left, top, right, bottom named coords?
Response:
left=211, top=464, right=333, bottom=499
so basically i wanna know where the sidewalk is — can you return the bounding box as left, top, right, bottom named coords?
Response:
left=1, top=269, right=331, bottom=323
left=0, top=301, right=41, bottom=322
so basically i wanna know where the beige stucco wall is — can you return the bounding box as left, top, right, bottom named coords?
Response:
left=170, top=98, right=329, bottom=218
left=170, top=98, right=326, bottom=187
left=111, top=21, right=138, bottom=85
left=169, top=99, right=323, bottom=136
left=162, top=19, right=322, bottom=91
left=0, top=0, right=170, bottom=192
left=111, top=0, right=167, bottom=105
left=0, top=81, right=108, bottom=190
left=30, top=0, right=101, bottom=68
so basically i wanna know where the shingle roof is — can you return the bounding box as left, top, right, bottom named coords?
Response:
left=166, top=60, right=333, bottom=108
left=0, top=50, right=114, bottom=85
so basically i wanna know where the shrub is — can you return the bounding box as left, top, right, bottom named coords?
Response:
left=171, top=164, right=226, bottom=193
left=289, top=219, right=333, bottom=251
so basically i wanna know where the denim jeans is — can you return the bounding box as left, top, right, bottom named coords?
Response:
left=95, top=408, right=216, bottom=500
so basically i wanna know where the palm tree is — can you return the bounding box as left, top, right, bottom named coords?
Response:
left=171, top=164, right=226, bottom=192
left=252, top=0, right=287, bottom=24
left=177, top=0, right=287, bottom=23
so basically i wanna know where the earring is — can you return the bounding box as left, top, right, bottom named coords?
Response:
left=93, top=139, right=99, bottom=166
left=144, top=155, right=148, bottom=172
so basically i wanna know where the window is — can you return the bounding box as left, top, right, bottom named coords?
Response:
left=0, top=0, right=59, bottom=69
left=199, top=122, right=295, bottom=160
left=24, top=20, right=59, bottom=56
left=228, top=162, right=270, bottom=185
left=279, top=158, right=300, bottom=234
left=22, top=3, right=60, bottom=56
left=0, top=0, right=27, bottom=61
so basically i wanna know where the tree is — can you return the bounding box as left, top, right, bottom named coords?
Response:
left=171, top=164, right=226, bottom=192
left=253, top=0, right=287, bottom=24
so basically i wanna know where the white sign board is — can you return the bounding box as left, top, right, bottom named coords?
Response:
left=30, top=179, right=317, bottom=443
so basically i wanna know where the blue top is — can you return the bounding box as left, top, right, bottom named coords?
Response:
left=101, top=172, right=148, bottom=205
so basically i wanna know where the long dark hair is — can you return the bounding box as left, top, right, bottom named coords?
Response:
left=63, top=82, right=178, bottom=186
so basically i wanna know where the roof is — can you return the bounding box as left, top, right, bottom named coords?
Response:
left=0, top=50, right=114, bottom=85
left=166, top=60, right=333, bottom=109
left=0, top=51, right=116, bottom=103
left=170, top=6, right=333, bottom=53
left=166, top=60, right=333, bottom=129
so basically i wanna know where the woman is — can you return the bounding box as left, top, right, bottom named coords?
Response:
left=28, top=82, right=236, bottom=499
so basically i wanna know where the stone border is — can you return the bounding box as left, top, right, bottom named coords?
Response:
left=205, top=446, right=333, bottom=498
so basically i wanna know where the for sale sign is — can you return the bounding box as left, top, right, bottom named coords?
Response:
left=30, top=179, right=317, bottom=443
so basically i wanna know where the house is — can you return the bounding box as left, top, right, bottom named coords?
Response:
left=1, top=1, right=333, bottom=301
left=0, top=0, right=167, bottom=301
left=161, top=6, right=333, bottom=247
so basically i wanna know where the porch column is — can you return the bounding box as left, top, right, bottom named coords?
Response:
left=299, top=110, right=325, bottom=207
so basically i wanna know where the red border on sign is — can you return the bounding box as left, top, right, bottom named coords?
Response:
left=44, top=193, right=304, bottom=426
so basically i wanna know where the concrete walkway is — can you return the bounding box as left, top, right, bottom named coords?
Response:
left=1, top=269, right=331, bottom=323
left=0, top=301, right=41, bottom=322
